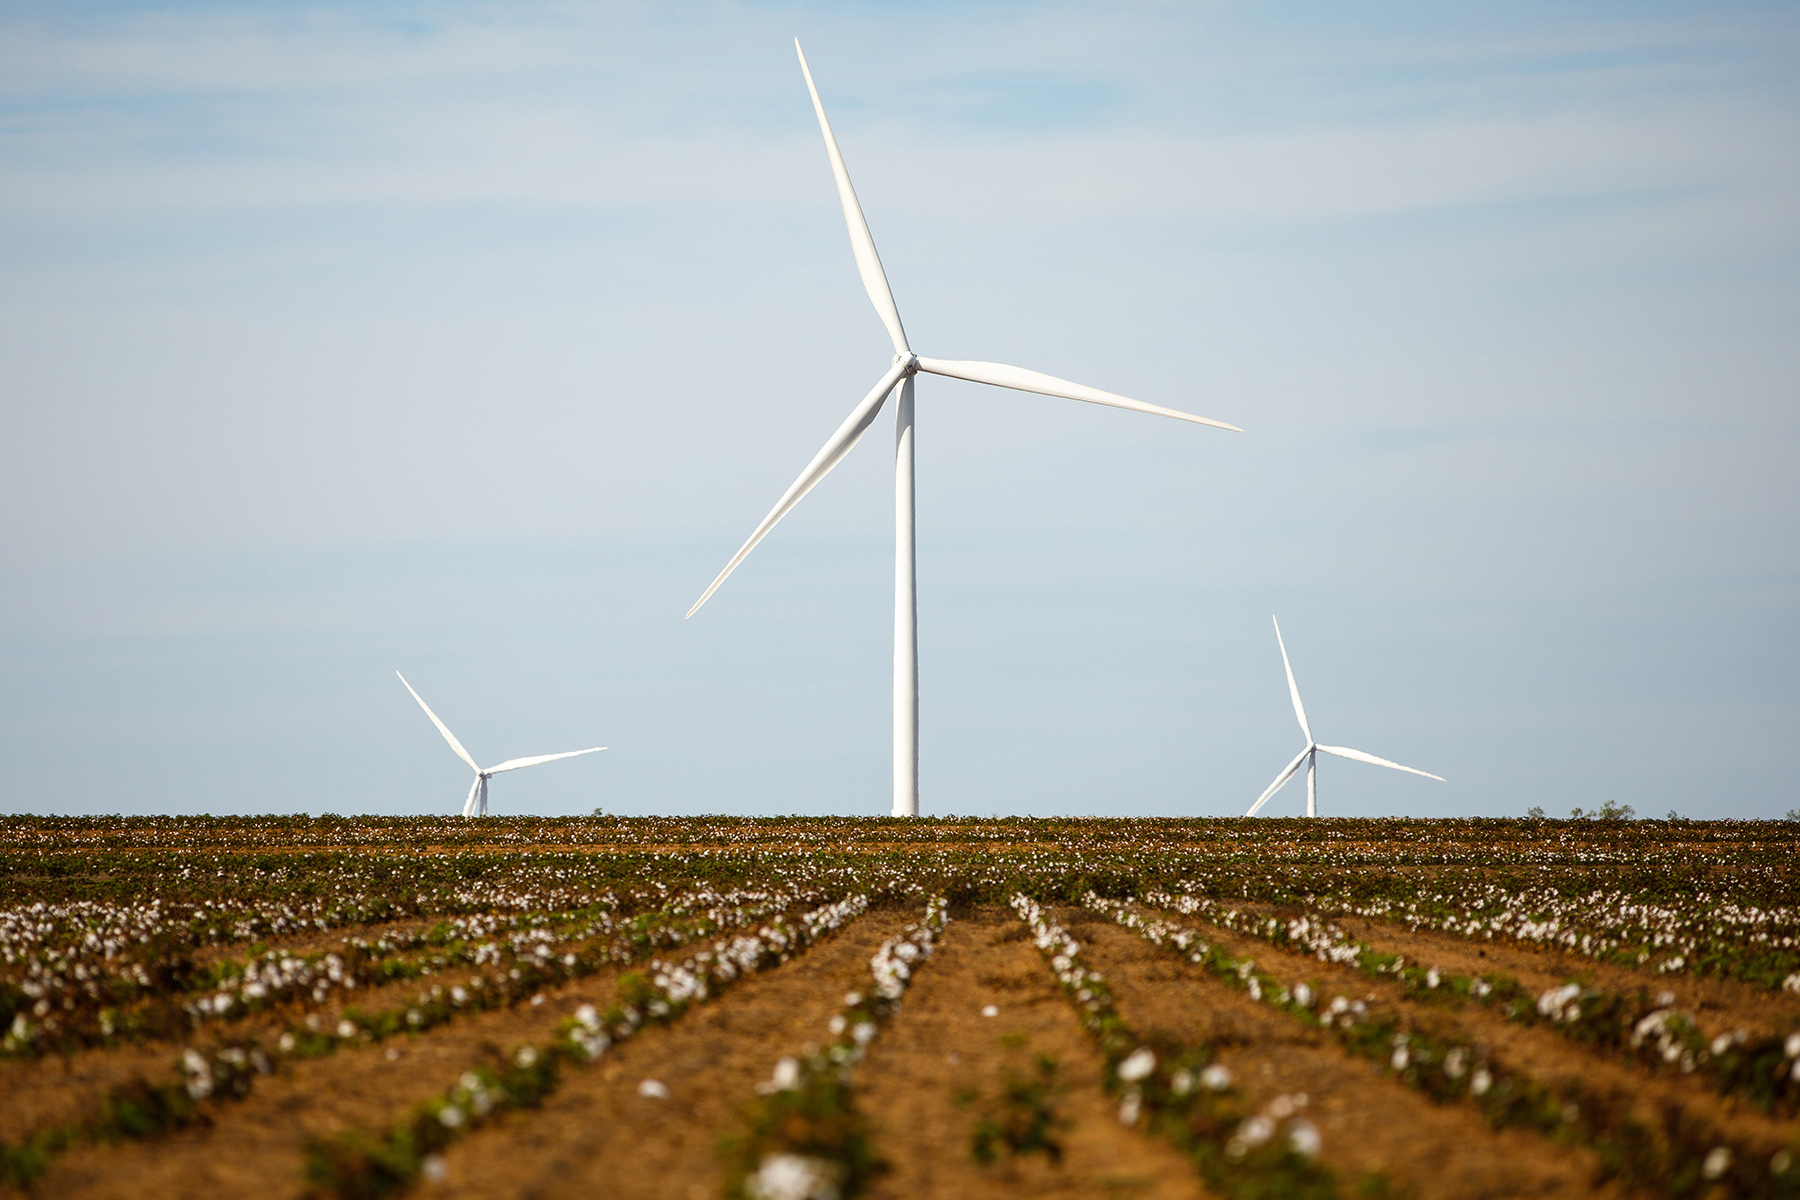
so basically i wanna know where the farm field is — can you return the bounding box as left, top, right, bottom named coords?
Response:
left=2, top=815, right=1798, bottom=1199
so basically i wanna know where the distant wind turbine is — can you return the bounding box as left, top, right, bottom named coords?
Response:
left=396, top=672, right=604, bottom=818
left=686, top=40, right=1241, bottom=817
left=1245, top=618, right=1443, bottom=817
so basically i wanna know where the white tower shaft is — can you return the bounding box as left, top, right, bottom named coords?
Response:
left=893, top=375, right=919, bottom=817
left=1306, top=750, right=1317, bottom=818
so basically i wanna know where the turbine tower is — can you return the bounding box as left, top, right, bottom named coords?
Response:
left=397, top=672, right=605, bottom=817
left=1245, top=617, right=1443, bottom=817
left=687, top=41, right=1240, bottom=817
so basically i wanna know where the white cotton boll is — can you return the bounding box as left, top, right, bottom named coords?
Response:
left=1170, top=1069, right=1195, bottom=1096
left=1471, top=1068, right=1493, bottom=1096
left=843, top=992, right=862, bottom=1007
left=421, top=1154, right=448, bottom=1182
left=1117, top=1048, right=1156, bottom=1082
left=745, top=1153, right=842, bottom=1200
left=1287, top=1119, right=1322, bottom=1158
left=853, top=1022, right=877, bottom=1046
left=828, top=1015, right=847, bottom=1036
left=1390, top=1046, right=1410, bottom=1071
left=515, top=1046, right=539, bottom=1069
left=1703, top=1147, right=1731, bottom=1180
left=770, top=1058, right=801, bottom=1091
left=1201, top=1064, right=1232, bottom=1091
left=337, top=1020, right=357, bottom=1039
left=637, top=1078, right=670, bottom=1099
left=1292, top=983, right=1313, bottom=1009
left=438, top=1105, right=464, bottom=1128
left=1785, top=1032, right=1800, bottom=1059
left=1118, top=1091, right=1142, bottom=1126
left=981, top=1005, right=999, bottom=1018
left=1239, top=1115, right=1275, bottom=1146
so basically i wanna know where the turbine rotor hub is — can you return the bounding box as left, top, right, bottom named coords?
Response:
left=895, top=352, right=920, bottom=375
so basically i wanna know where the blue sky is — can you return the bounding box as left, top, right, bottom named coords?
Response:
left=1, top=1, right=1795, bottom=818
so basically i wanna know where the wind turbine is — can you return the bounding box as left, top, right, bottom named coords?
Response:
left=1245, top=617, right=1443, bottom=817
left=686, top=41, right=1241, bottom=817
left=396, top=672, right=605, bottom=818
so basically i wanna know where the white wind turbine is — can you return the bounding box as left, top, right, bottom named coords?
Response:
left=1245, top=617, right=1443, bottom=818
left=687, top=41, right=1241, bottom=817
left=396, top=672, right=605, bottom=818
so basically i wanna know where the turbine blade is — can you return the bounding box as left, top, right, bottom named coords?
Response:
left=795, top=40, right=909, bottom=355
left=687, top=360, right=908, bottom=618
left=915, top=357, right=1241, bottom=431
left=1316, top=744, right=1444, bottom=782
left=1246, top=747, right=1311, bottom=817
left=461, top=775, right=481, bottom=818
left=1273, top=616, right=1311, bottom=744
left=487, top=747, right=607, bottom=774
left=396, top=671, right=480, bottom=773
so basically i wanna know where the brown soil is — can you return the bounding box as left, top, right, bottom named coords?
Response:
left=1140, top=907, right=1798, bottom=1156
left=859, top=906, right=1202, bottom=1200
left=1068, top=913, right=1618, bottom=1200
left=32, top=959, right=635, bottom=1198
left=426, top=907, right=917, bottom=1200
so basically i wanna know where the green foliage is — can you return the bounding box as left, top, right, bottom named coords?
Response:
left=970, top=1053, right=1067, bottom=1166
left=720, top=1073, right=884, bottom=1200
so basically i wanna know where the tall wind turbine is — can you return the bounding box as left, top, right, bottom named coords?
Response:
left=686, top=41, right=1241, bottom=817
left=1245, top=617, right=1443, bottom=817
left=397, top=672, right=605, bottom=818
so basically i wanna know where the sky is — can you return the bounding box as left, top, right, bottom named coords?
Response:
left=1, top=0, right=1795, bottom=820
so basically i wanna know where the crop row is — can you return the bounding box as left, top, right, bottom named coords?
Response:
left=301, top=893, right=873, bottom=1197
left=1085, top=895, right=1800, bottom=1199
left=1012, top=894, right=1345, bottom=1199
left=0, top=888, right=818, bottom=1191
left=723, top=896, right=950, bottom=1200
left=1145, top=889, right=1800, bottom=1113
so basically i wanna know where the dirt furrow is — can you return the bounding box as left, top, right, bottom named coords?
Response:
left=30, top=960, right=637, bottom=1198
left=1070, top=913, right=1614, bottom=1199
left=426, top=907, right=915, bottom=1200
left=858, top=905, right=1200, bottom=1200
